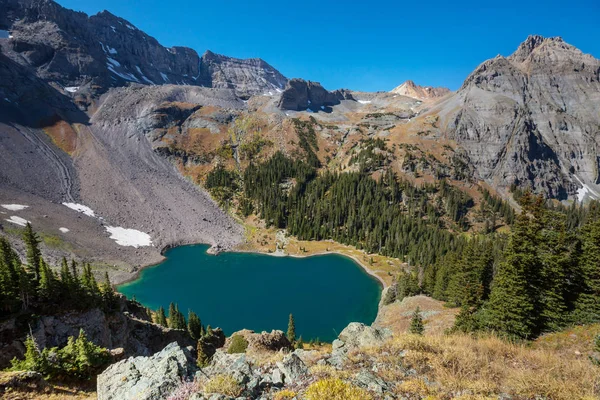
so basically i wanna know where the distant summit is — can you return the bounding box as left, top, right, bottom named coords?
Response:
left=390, top=80, right=450, bottom=100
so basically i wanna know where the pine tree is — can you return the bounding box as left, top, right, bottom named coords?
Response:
left=409, top=307, right=424, bottom=335
left=574, top=218, right=600, bottom=323
left=155, top=306, right=168, bottom=327
left=287, top=313, right=296, bottom=343
left=23, top=223, right=42, bottom=283
left=187, top=310, right=202, bottom=340
left=99, top=272, right=116, bottom=310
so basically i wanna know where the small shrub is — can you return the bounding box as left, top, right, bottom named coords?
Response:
left=227, top=335, right=249, bottom=354
left=167, top=379, right=198, bottom=400
left=273, top=389, right=297, bottom=400
left=305, top=378, right=372, bottom=400
left=202, top=374, right=242, bottom=397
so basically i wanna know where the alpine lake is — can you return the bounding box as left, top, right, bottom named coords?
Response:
left=118, top=244, right=382, bottom=342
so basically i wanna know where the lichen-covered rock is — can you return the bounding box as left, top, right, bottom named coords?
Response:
left=275, top=353, right=310, bottom=385
left=329, top=323, right=391, bottom=367
left=224, top=329, right=292, bottom=353
left=97, top=342, right=197, bottom=400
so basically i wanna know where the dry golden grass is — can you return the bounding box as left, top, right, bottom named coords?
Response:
left=273, top=389, right=297, bottom=400
left=201, top=374, right=242, bottom=397
left=366, top=333, right=600, bottom=400
left=304, top=378, right=372, bottom=400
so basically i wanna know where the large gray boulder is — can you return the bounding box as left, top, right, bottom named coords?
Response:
left=275, top=353, right=309, bottom=385
left=329, top=322, right=391, bottom=367
left=97, top=342, right=197, bottom=400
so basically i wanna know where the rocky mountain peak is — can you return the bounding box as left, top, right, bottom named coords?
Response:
left=0, top=0, right=288, bottom=98
left=390, top=80, right=450, bottom=100
left=508, top=35, right=565, bottom=63
left=443, top=35, right=600, bottom=200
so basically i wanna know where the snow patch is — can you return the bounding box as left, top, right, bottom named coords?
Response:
left=64, top=87, right=79, bottom=93
left=105, top=226, right=152, bottom=248
left=108, top=65, right=140, bottom=83
left=1, top=204, right=28, bottom=211
left=574, top=176, right=600, bottom=203
left=110, top=25, right=116, bottom=32
left=107, top=46, right=117, bottom=55
left=306, top=108, right=315, bottom=113
left=6, top=216, right=29, bottom=227
left=107, top=57, right=121, bottom=67
left=0, top=30, right=9, bottom=39
left=320, top=106, right=325, bottom=110
left=135, top=66, right=155, bottom=84
left=160, top=72, right=169, bottom=82
left=126, top=24, right=136, bottom=30
left=62, top=202, right=96, bottom=217
left=59, top=227, right=70, bottom=233
left=358, top=100, right=372, bottom=104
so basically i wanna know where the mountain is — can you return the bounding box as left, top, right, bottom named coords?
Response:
left=426, top=35, right=600, bottom=199
left=390, top=80, right=450, bottom=100
left=0, top=0, right=287, bottom=100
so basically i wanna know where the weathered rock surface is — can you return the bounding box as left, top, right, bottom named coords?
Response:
left=97, top=342, right=197, bottom=400
left=277, top=78, right=354, bottom=111
left=224, top=329, right=292, bottom=353
left=0, top=296, right=194, bottom=369
left=432, top=35, right=600, bottom=200
left=329, top=322, right=391, bottom=367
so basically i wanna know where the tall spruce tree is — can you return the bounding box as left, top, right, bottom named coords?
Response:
left=574, top=218, right=600, bottom=323
left=23, top=223, right=42, bottom=283
left=287, top=313, right=296, bottom=343
left=187, top=310, right=202, bottom=340
left=484, top=194, right=537, bottom=339
left=155, top=306, right=168, bottom=327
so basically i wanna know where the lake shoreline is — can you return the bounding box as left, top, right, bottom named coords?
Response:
left=116, top=242, right=388, bottom=291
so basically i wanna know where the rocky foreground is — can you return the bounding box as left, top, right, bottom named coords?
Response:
left=97, top=323, right=392, bottom=400
left=93, top=322, right=599, bottom=400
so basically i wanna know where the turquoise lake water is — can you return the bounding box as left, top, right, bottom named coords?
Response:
left=118, top=244, right=381, bottom=342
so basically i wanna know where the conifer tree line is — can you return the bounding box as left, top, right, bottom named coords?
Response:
left=219, top=150, right=513, bottom=267
left=0, top=223, right=117, bottom=318
left=410, top=193, right=600, bottom=339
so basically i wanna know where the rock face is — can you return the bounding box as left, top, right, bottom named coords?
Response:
left=97, top=342, right=197, bottom=400
left=434, top=35, right=600, bottom=200
left=391, top=80, right=450, bottom=100
left=0, top=296, right=194, bottom=369
left=0, top=0, right=287, bottom=97
left=277, top=78, right=354, bottom=111
left=199, top=50, right=288, bottom=99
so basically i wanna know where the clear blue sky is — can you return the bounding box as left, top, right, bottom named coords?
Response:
left=57, top=0, right=600, bottom=92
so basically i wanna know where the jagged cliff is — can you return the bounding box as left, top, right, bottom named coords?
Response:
left=0, top=0, right=287, bottom=99
left=430, top=35, right=600, bottom=199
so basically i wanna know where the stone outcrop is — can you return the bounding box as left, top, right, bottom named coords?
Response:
left=277, top=78, right=354, bottom=111
left=95, top=321, right=395, bottom=399
left=329, top=322, right=392, bottom=367
left=97, top=342, right=197, bottom=400
left=0, top=296, right=194, bottom=369
left=224, top=329, right=292, bottom=353
left=434, top=35, right=600, bottom=200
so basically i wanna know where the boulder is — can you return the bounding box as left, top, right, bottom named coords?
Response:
left=275, top=353, right=310, bottom=385
left=338, top=322, right=392, bottom=349
left=329, top=323, right=391, bottom=367
left=97, top=342, right=197, bottom=400
left=224, top=329, right=292, bottom=353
